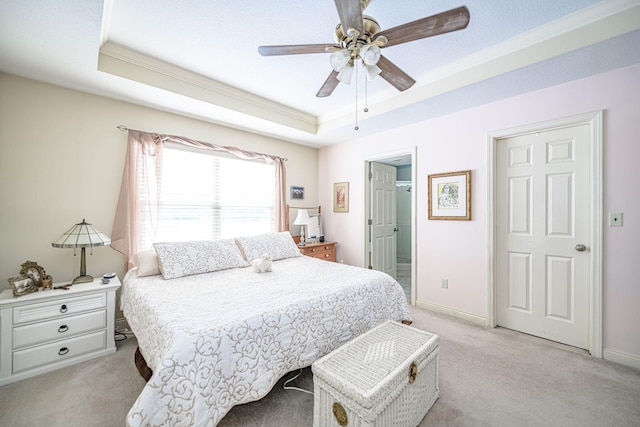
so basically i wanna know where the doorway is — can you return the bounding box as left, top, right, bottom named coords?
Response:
left=488, top=112, right=603, bottom=356
left=365, top=149, right=416, bottom=304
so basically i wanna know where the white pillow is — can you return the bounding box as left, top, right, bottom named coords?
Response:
left=133, top=249, right=160, bottom=277
left=154, top=239, right=250, bottom=279
left=235, top=232, right=301, bottom=262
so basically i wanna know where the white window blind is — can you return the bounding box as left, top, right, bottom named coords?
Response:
left=139, top=144, right=275, bottom=249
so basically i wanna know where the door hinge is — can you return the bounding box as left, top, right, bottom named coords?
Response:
left=368, top=172, right=373, bottom=180
left=368, top=219, right=373, bottom=226
left=368, top=265, right=373, bottom=269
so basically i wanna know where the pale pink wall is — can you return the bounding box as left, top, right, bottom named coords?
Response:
left=318, top=63, right=640, bottom=359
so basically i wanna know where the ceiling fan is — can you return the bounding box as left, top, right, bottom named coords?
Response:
left=258, top=0, right=470, bottom=98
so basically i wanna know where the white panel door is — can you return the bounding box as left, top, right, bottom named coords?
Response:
left=496, top=124, right=590, bottom=349
left=371, top=162, right=397, bottom=278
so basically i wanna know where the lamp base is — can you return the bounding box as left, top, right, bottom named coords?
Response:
left=72, top=274, right=94, bottom=285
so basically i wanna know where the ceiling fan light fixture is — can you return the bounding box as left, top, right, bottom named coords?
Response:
left=330, top=49, right=350, bottom=72
left=365, top=64, right=381, bottom=80
left=337, top=64, right=355, bottom=84
left=360, top=44, right=381, bottom=66
left=258, top=4, right=471, bottom=98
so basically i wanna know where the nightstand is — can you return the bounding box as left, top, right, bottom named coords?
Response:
left=299, top=241, right=336, bottom=262
left=0, top=277, right=121, bottom=385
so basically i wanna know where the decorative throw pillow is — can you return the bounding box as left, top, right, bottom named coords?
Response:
left=134, top=249, right=160, bottom=277
left=154, top=239, right=250, bottom=279
left=235, top=232, right=301, bottom=262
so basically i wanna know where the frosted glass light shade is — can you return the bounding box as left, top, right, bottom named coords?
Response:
left=330, top=49, right=350, bottom=71
left=365, top=64, right=382, bottom=80
left=337, top=65, right=355, bottom=84
left=361, top=44, right=381, bottom=66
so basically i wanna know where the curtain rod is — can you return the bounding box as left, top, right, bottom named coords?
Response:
left=116, top=125, right=288, bottom=161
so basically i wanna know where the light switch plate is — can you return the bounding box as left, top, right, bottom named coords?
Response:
left=609, top=212, right=623, bottom=227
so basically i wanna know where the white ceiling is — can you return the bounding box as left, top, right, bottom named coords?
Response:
left=1, top=0, right=640, bottom=148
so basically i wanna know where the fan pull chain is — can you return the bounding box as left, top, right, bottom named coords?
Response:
left=364, top=77, right=369, bottom=113
left=354, top=62, right=359, bottom=131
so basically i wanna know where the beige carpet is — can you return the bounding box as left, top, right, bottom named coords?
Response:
left=1, top=306, right=639, bottom=426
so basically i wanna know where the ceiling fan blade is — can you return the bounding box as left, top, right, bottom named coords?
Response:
left=375, top=6, right=470, bottom=48
left=334, top=0, right=364, bottom=37
left=316, top=71, right=340, bottom=97
left=258, top=44, right=337, bottom=56
left=377, top=55, right=416, bottom=92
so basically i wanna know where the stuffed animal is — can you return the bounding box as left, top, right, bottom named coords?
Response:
left=251, top=253, right=272, bottom=273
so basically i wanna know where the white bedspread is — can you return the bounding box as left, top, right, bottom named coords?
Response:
left=121, top=256, right=411, bottom=426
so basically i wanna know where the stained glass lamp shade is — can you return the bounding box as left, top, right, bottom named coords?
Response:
left=52, top=219, right=111, bottom=284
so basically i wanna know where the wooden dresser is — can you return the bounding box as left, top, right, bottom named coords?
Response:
left=299, top=241, right=336, bottom=262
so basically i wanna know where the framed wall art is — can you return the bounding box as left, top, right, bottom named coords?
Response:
left=333, top=182, right=349, bottom=213
left=290, top=186, right=304, bottom=200
left=428, top=170, right=471, bottom=220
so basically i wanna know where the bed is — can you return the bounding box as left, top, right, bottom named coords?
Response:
left=121, top=232, right=411, bottom=426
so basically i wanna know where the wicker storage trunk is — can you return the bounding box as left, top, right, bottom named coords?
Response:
left=312, top=321, right=439, bottom=427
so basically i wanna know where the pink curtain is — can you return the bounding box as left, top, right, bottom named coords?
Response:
left=111, top=130, right=287, bottom=269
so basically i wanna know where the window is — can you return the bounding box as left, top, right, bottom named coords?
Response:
left=139, top=144, right=275, bottom=249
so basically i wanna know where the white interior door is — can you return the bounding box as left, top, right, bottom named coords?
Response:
left=370, top=162, right=397, bottom=278
left=496, top=123, right=590, bottom=349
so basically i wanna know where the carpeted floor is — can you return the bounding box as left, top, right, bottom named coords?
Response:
left=1, top=306, right=639, bottom=426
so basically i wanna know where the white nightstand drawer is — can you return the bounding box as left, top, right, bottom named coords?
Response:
left=13, top=310, right=107, bottom=349
left=0, top=279, right=120, bottom=385
left=13, top=330, right=107, bottom=374
left=13, top=293, right=106, bottom=325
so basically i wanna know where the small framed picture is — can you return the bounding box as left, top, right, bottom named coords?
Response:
left=9, top=276, right=38, bottom=297
left=290, top=186, right=304, bottom=200
left=333, top=182, right=349, bottom=213
left=19, top=261, right=47, bottom=288
left=428, top=170, right=471, bottom=220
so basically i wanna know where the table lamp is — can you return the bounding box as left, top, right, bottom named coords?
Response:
left=52, top=219, right=111, bottom=284
left=293, top=209, right=311, bottom=247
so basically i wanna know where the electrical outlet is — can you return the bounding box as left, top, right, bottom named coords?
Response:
left=609, top=212, right=623, bottom=227
left=441, top=279, right=448, bottom=289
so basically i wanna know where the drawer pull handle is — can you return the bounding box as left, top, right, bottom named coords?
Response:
left=60, top=304, right=68, bottom=313
left=58, top=347, right=69, bottom=356
left=58, top=325, right=69, bottom=333
left=311, top=248, right=316, bottom=252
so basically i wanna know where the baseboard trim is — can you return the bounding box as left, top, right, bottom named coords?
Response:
left=415, top=300, right=487, bottom=326
left=603, top=348, right=640, bottom=370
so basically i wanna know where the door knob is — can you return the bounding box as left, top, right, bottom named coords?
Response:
left=575, top=244, right=586, bottom=252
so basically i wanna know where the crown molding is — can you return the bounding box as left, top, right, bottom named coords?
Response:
left=98, top=41, right=318, bottom=134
